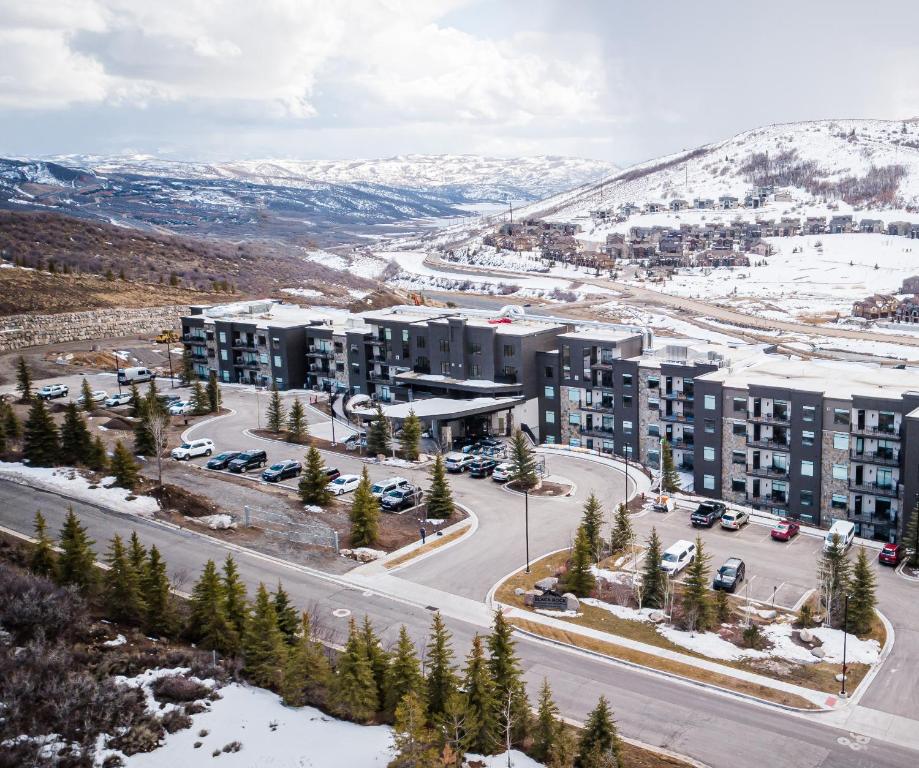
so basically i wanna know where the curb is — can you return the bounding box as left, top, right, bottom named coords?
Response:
left=499, top=478, right=578, bottom=501
left=180, top=407, right=238, bottom=443
left=375, top=501, right=479, bottom=575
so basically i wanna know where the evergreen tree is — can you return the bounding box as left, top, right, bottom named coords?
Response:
left=266, top=384, right=285, bottom=433
left=818, top=533, right=851, bottom=628
left=577, top=696, right=620, bottom=768
left=222, top=554, right=248, bottom=642
left=3, top=401, right=21, bottom=440
left=848, top=547, right=878, bottom=636
left=385, top=625, right=424, bottom=717
left=59, top=403, right=92, bottom=465
left=366, top=402, right=391, bottom=456
left=533, top=679, right=564, bottom=764
left=287, top=397, right=308, bottom=443
left=299, top=445, right=333, bottom=506
left=110, top=440, right=139, bottom=490
left=80, top=378, right=94, bottom=412
left=281, top=612, right=332, bottom=708
left=57, top=507, right=96, bottom=591
left=129, top=383, right=142, bottom=416
left=128, top=530, right=146, bottom=572
left=333, top=617, right=379, bottom=721
left=133, top=398, right=156, bottom=456
left=641, top=527, right=666, bottom=609
left=390, top=690, right=440, bottom=768
left=399, top=409, right=422, bottom=461
left=714, top=588, right=731, bottom=624
left=581, top=492, right=605, bottom=563
left=22, top=397, right=59, bottom=467
left=105, top=534, right=146, bottom=625
left=426, top=611, right=459, bottom=721
left=463, top=634, right=499, bottom=754
left=609, top=503, right=633, bottom=554
left=563, top=525, right=596, bottom=597
left=509, top=428, right=538, bottom=489
left=180, top=349, right=195, bottom=386
left=187, top=559, right=238, bottom=655
left=904, top=501, right=919, bottom=569
left=190, top=380, right=209, bottom=415
left=87, top=435, right=108, bottom=471
left=681, top=536, right=712, bottom=633
left=15, top=356, right=32, bottom=402
left=0, top=412, right=5, bottom=455
left=273, top=582, right=300, bottom=646
left=243, top=583, right=287, bottom=689
left=142, top=545, right=176, bottom=637
left=206, top=371, right=221, bottom=413
left=439, top=691, right=475, bottom=767
left=30, top=510, right=57, bottom=579
left=660, top=439, right=681, bottom=494
left=486, top=610, right=530, bottom=744
left=361, top=615, right=390, bottom=708
left=349, top=466, right=380, bottom=547
left=426, top=453, right=454, bottom=519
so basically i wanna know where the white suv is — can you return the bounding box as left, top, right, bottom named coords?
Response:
left=370, top=476, right=409, bottom=498
left=660, top=540, right=696, bottom=575
left=171, top=438, right=215, bottom=460
left=444, top=452, right=475, bottom=473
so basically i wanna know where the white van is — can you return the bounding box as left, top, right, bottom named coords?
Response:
left=823, top=520, right=856, bottom=553
left=118, top=366, right=156, bottom=384
left=660, top=539, right=697, bottom=575
left=370, top=476, right=409, bottom=498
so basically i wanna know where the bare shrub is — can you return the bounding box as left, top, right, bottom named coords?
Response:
left=162, top=709, right=193, bottom=734
left=0, top=563, right=87, bottom=643
left=151, top=675, right=211, bottom=704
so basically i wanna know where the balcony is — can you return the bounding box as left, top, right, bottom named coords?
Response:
left=669, top=437, right=694, bottom=450
left=582, top=402, right=615, bottom=415
left=661, top=412, right=694, bottom=424
left=369, top=373, right=392, bottom=385
left=182, top=333, right=206, bottom=343
left=233, top=359, right=261, bottom=370
left=231, top=340, right=259, bottom=352
left=747, top=494, right=789, bottom=509
left=851, top=425, right=901, bottom=440
left=849, top=481, right=901, bottom=498
left=191, top=353, right=208, bottom=362
left=851, top=450, right=900, bottom=467
left=494, top=374, right=519, bottom=385
left=749, top=412, right=790, bottom=425
left=590, top=360, right=615, bottom=371
left=746, top=437, right=791, bottom=451
left=747, top=465, right=790, bottom=480
left=307, top=348, right=334, bottom=359
left=580, top=426, right=615, bottom=439
left=308, top=364, right=330, bottom=373
left=661, top=391, right=694, bottom=402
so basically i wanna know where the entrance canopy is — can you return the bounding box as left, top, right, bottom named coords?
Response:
left=381, top=396, right=523, bottom=422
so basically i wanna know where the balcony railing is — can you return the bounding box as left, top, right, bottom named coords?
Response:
left=668, top=438, right=694, bottom=450
left=746, top=437, right=791, bottom=451
left=851, top=425, right=901, bottom=439
left=849, top=481, right=901, bottom=498
left=747, top=494, right=789, bottom=509
left=850, top=450, right=900, bottom=467
left=191, top=353, right=208, bottom=362
left=749, top=412, right=790, bottom=425
left=580, top=426, right=615, bottom=438
left=307, top=348, right=334, bottom=358
left=231, top=340, right=258, bottom=351
left=661, top=391, right=694, bottom=402
left=582, top=402, right=615, bottom=414
left=747, top=465, right=790, bottom=480
left=661, top=412, right=694, bottom=423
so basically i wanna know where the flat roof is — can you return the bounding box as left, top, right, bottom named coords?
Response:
left=381, top=396, right=524, bottom=420
left=634, top=339, right=769, bottom=370
left=558, top=328, right=640, bottom=343
left=186, top=299, right=342, bottom=331
left=394, top=371, right=522, bottom=392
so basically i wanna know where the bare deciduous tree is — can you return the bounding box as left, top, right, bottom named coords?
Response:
left=148, top=411, right=171, bottom=488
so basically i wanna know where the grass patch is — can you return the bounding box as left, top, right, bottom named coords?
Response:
left=384, top=524, right=470, bottom=569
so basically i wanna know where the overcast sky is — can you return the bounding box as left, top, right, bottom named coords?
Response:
left=2, top=0, right=917, bottom=166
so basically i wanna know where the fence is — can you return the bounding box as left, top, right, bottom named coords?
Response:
left=242, top=505, right=340, bottom=552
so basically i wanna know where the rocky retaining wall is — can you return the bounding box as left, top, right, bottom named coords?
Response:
left=0, top=305, right=187, bottom=352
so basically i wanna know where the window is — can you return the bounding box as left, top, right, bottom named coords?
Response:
left=622, top=373, right=633, bottom=387
left=831, top=493, right=848, bottom=510
left=544, top=386, right=555, bottom=399
left=732, top=421, right=746, bottom=435
left=220, top=349, right=228, bottom=361
left=648, top=424, right=660, bottom=437
left=545, top=435, right=555, bottom=444
left=703, top=474, right=715, bottom=490
left=440, top=362, right=450, bottom=375
left=384, top=328, right=392, bottom=341
left=704, top=418, right=715, bottom=434
left=258, top=335, right=266, bottom=346
left=272, top=337, right=280, bottom=350
left=703, top=446, right=715, bottom=461
left=647, top=450, right=660, bottom=468
left=259, top=353, right=268, bottom=364
left=647, top=376, right=660, bottom=389
left=704, top=394, right=716, bottom=410
left=802, top=430, right=815, bottom=447
left=622, top=395, right=633, bottom=407
left=469, top=364, right=481, bottom=378
left=731, top=477, right=745, bottom=492
left=622, top=420, right=633, bottom=434
left=417, top=336, right=426, bottom=349
left=219, top=331, right=226, bottom=344
left=402, top=329, right=409, bottom=342
left=500, top=366, right=517, bottom=379
left=438, top=339, right=450, bottom=353
left=833, top=408, right=850, bottom=425
left=568, top=437, right=580, bottom=447
left=832, top=463, right=847, bottom=481
left=221, top=371, right=230, bottom=382
left=648, top=398, right=659, bottom=410
left=733, top=397, right=746, bottom=414
left=732, top=450, right=745, bottom=464
left=802, top=405, right=816, bottom=423
left=801, top=460, right=814, bottom=477
left=569, top=413, right=581, bottom=426
left=833, top=433, right=850, bottom=450
left=467, top=342, right=482, bottom=355
left=545, top=411, right=555, bottom=424
left=544, top=366, right=554, bottom=379
left=568, top=388, right=580, bottom=402
left=800, top=490, right=814, bottom=507
left=502, top=344, right=514, bottom=357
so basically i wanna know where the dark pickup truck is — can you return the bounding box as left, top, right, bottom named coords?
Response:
left=691, top=501, right=727, bottom=527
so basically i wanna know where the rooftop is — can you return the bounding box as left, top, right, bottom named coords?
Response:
left=558, top=327, right=641, bottom=343
left=635, top=338, right=770, bottom=370
left=190, top=299, right=351, bottom=331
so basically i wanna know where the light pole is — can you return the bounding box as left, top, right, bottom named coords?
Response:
left=329, top=390, right=338, bottom=446
left=161, top=340, right=175, bottom=389
left=771, top=585, right=778, bottom=608
left=840, top=593, right=850, bottom=697
left=113, top=350, right=122, bottom=394
left=524, top=488, right=530, bottom=574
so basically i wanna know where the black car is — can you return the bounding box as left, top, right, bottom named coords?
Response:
left=469, top=458, right=498, bottom=478
left=477, top=437, right=503, bottom=449
left=228, top=450, right=268, bottom=473
left=713, top=557, right=746, bottom=592
left=206, top=451, right=241, bottom=470
left=325, top=466, right=341, bottom=483
left=691, top=501, right=727, bottom=527
left=381, top=485, right=423, bottom=512
left=262, top=459, right=302, bottom=482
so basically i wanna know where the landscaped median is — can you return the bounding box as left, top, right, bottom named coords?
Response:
left=492, top=550, right=888, bottom=711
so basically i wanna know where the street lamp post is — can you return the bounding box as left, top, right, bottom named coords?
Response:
left=114, top=350, right=122, bottom=395
left=840, top=593, right=850, bottom=697
left=162, top=340, right=175, bottom=389
left=524, top=488, right=530, bottom=574
left=329, top=391, right=338, bottom=446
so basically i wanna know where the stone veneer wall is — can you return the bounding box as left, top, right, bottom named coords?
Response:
left=721, top=419, right=748, bottom=504
left=0, top=305, right=186, bottom=352
left=637, top=368, right=659, bottom=466
left=821, top=429, right=851, bottom=518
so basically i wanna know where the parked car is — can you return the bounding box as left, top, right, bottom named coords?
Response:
left=720, top=509, right=750, bottom=530
left=262, top=460, right=302, bottom=482
left=168, top=400, right=194, bottom=415
left=492, top=462, right=514, bottom=482
left=171, top=438, right=215, bottom=460
left=651, top=494, right=676, bottom=513
left=381, top=485, right=423, bottom=512
left=117, top=366, right=156, bottom=384
left=879, top=542, right=905, bottom=566
left=157, top=394, right=182, bottom=406
left=477, top=436, right=503, bottom=449
left=328, top=474, right=360, bottom=495
left=690, top=501, right=726, bottom=528
left=104, top=392, right=133, bottom=408
left=660, top=540, right=696, bottom=575
left=469, top=458, right=498, bottom=478
left=76, top=389, right=108, bottom=406
left=37, top=384, right=69, bottom=400
left=771, top=519, right=800, bottom=542
left=713, top=557, right=746, bottom=592
left=371, top=477, right=410, bottom=498
left=228, top=450, right=268, bottom=472
left=445, top=452, right=476, bottom=473
left=206, top=451, right=241, bottom=470
left=823, top=520, right=856, bottom=553
left=344, top=432, right=367, bottom=450
left=324, top=467, right=341, bottom=483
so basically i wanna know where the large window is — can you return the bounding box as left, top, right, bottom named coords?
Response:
left=219, top=331, right=226, bottom=344
left=622, top=373, right=633, bottom=387
left=801, top=460, right=814, bottom=477
left=648, top=424, right=660, bottom=437
left=569, top=413, right=581, bottom=426
left=731, top=477, right=746, bottom=492
left=647, top=376, right=659, bottom=389
left=704, top=394, right=716, bottom=410
left=622, top=420, right=633, bottom=434
left=544, top=366, right=554, bottom=379
left=439, top=339, right=450, bottom=353
left=801, top=430, right=815, bottom=447
left=802, top=405, right=816, bottom=423
left=417, top=336, right=426, bottom=348
left=469, top=364, right=481, bottom=378
left=800, top=490, right=814, bottom=507
left=831, top=494, right=848, bottom=510
left=703, top=474, right=715, bottom=490
left=733, top=397, right=746, bottom=414
left=704, top=418, right=715, bottom=434
left=833, top=408, right=849, bottom=425
left=703, top=446, right=715, bottom=461
left=832, top=464, right=847, bottom=481
left=544, top=386, right=555, bottom=399
left=545, top=411, right=555, bottom=424
left=502, top=344, right=515, bottom=357
left=467, top=342, right=482, bottom=355
left=833, top=433, right=849, bottom=450
left=732, top=421, right=746, bottom=435
left=732, top=450, right=745, bottom=465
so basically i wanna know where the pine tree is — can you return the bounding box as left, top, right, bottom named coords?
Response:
left=180, top=349, right=195, bottom=386
left=660, top=439, right=681, bottom=494
left=349, top=466, right=380, bottom=547
left=243, top=583, right=287, bottom=689
left=87, top=435, right=108, bottom=471
left=105, top=534, right=146, bottom=625
left=287, top=397, right=308, bottom=443
left=299, top=445, right=333, bottom=506
left=390, top=690, right=440, bottom=768
left=847, top=547, right=878, bottom=636
left=333, top=617, right=379, bottom=721
left=133, top=398, right=156, bottom=456
left=142, top=545, right=176, bottom=637
left=59, top=403, right=92, bottom=465
left=22, top=397, right=59, bottom=467
left=385, top=625, right=423, bottom=717
left=533, top=679, right=564, bottom=764
left=509, top=428, right=538, bottom=489
left=577, top=696, right=620, bottom=768
left=463, top=634, right=499, bottom=754
left=681, top=536, right=712, bottom=633
left=563, top=525, right=596, bottom=597
left=281, top=612, right=332, bottom=708
left=366, top=402, right=390, bottom=456
left=641, top=527, right=666, bottom=609
left=273, top=582, right=300, bottom=646
left=361, top=615, right=390, bottom=709
left=110, top=440, right=139, bottom=490
left=426, top=453, right=454, bottom=519
left=266, top=384, right=285, bottom=434
left=904, top=501, right=919, bottom=568
left=80, top=378, right=94, bottom=412
left=15, top=355, right=32, bottom=402
left=609, top=503, right=633, bottom=555
left=487, top=610, right=530, bottom=744
left=439, top=690, right=475, bottom=767
left=399, top=409, right=422, bottom=461
left=190, top=380, right=209, bottom=415
left=129, top=383, right=142, bottom=416
left=581, top=492, right=604, bottom=563
left=3, top=401, right=21, bottom=440
left=57, top=507, right=96, bottom=591
left=187, top=559, right=238, bottom=655
left=128, top=530, right=146, bottom=572
left=714, top=588, right=731, bottom=624
left=818, top=533, right=851, bottom=628
left=30, top=511, right=57, bottom=579
left=206, top=371, right=221, bottom=413
left=222, top=554, right=248, bottom=642
left=426, top=611, right=459, bottom=721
